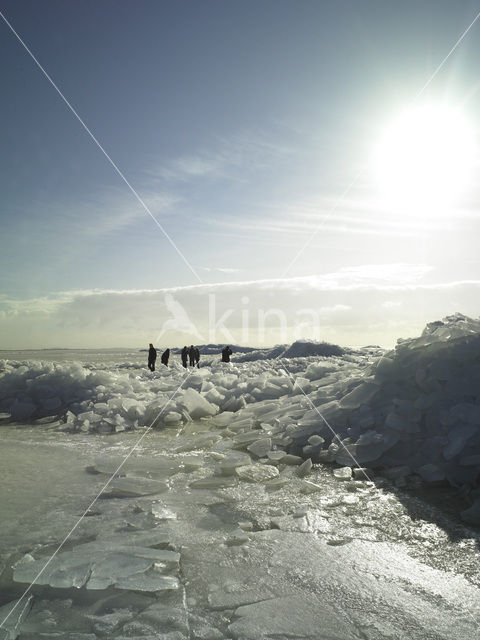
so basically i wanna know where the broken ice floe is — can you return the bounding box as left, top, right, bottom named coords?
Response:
left=235, top=465, right=279, bottom=482
left=12, top=531, right=180, bottom=594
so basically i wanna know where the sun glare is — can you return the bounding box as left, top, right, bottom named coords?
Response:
left=373, top=105, right=476, bottom=215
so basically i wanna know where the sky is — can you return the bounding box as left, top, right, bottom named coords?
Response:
left=1, top=0, right=480, bottom=349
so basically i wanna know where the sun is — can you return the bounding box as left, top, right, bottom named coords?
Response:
left=372, top=105, right=476, bottom=215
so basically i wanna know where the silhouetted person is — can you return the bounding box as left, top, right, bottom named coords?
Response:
left=221, top=346, right=232, bottom=363
left=194, top=346, right=200, bottom=368
left=161, top=348, right=170, bottom=367
left=181, top=346, right=188, bottom=368
left=189, top=345, right=196, bottom=367
left=148, top=343, right=157, bottom=371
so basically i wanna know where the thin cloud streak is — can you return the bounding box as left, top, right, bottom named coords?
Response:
left=206, top=216, right=428, bottom=239
left=150, top=130, right=294, bottom=183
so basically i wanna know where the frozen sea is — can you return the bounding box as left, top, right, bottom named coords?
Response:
left=1, top=330, right=480, bottom=639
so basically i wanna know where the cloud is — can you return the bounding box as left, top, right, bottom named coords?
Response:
left=198, top=266, right=241, bottom=274
left=318, top=304, right=352, bottom=314
left=66, top=188, right=180, bottom=239
left=204, top=195, right=445, bottom=240
left=328, top=263, right=434, bottom=284
left=2, top=186, right=180, bottom=255
left=152, top=130, right=293, bottom=183
left=1, top=266, right=479, bottom=349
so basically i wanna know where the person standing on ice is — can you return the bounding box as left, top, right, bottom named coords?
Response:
left=189, top=345, right=196, bottom=367
left=161, top=348, right=170, bottom=367
left=221, top=346, right=232, bottom=363
left=148, top=343, right=157, bottom=371
left=181, top=346, right=188, bottom=368
left=194, top=346, right=200, bottom=368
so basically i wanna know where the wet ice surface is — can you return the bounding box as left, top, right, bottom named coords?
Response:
left=1, top=421, right=480, bottom=640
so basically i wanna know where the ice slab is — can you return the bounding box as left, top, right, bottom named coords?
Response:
left=352, top=467, right=373, bottom=481
left=178, top=388, right=218, bottom=419
left=13, top=533, right=179, bottom=593
left=228, top=594, right=357, bottom=640
left=190, top=476, right=237, bottom=489
left=417, top=464, right=445, bottom=483
left=333, top=466, right=352, bottom=480
left=208, top=586, right=282, bottom=611
left=383, top=465, right=411, bottom=481
left=134, top=596, right=189, bottom=636
left=180, top=455, right=204, bottom=472
left=267, top=450, right=287, bottom=464
left=296, top=458, right=313, bottom=477
left=102, top=477, right=169, bottom=498
left=212, top=411, right=235, bottom=427
left=300, top=480, right=323, bottom=493
left=339, top=382, right=378, bottom=410
left=0, top=596, right=33, bottom=640
left=247, top=437, right=272, bottom=458
left=216, top=454, right=251, bottom=475
left=233, top=430, right=266, bottom=447
left=226, top=529, right=250, bottom=546
left=13, top=553, right=91, bottom=589
left=235, top=465, right=279, bottom=482
left=115, top=572, right=180, bottom=592
left=281, top=454, right=303, bottom=465
left=265, top=475, right=289, bottom=491
left=87, top=609, right=134, bottom=635
left=164, top=411, right=183, bottom=425
left=341, top=430, right=401, bottom=464
left=87, top=553, right=154, bottom=589
left=373, top=356, right=395, bottom=380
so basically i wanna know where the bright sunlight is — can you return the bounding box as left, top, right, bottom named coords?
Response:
left=373, top=104, right=476, bottom=215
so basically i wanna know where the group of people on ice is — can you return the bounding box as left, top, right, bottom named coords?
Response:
left=181, top=345, right=200, bottom=368
left=148, top=343, right=233, bottom=371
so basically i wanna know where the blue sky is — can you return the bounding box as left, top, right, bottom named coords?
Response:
left=1, top=0, right=480, bottom=348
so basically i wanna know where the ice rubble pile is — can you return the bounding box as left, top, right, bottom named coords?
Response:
left=281, top=340, right=344, bottom=359
left=0, top=360, right=160, bottom=430
left=0, top=354, right=360, bottom=434
left=271, top=313, right=480, bottom=492
left=234, top=340, right=344, bottom=362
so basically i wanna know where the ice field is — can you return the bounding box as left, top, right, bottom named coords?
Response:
left=1, top=313, right=480, bottom=638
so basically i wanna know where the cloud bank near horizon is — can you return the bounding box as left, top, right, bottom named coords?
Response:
left=0, top=264, right=479, bottom=350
